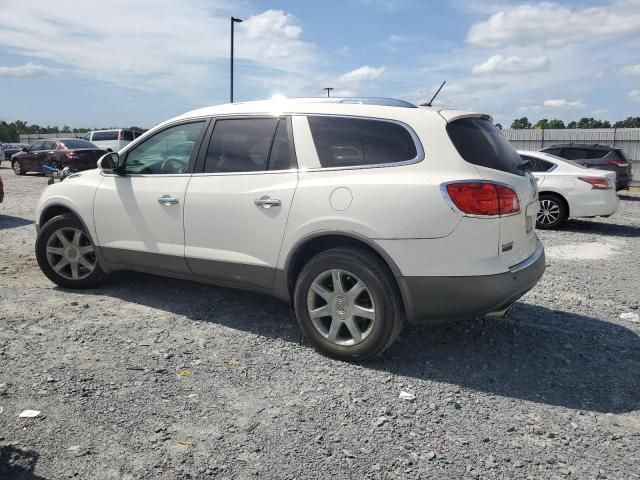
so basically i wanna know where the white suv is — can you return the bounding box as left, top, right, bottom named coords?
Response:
left=35, top=98, right=545, bottom=360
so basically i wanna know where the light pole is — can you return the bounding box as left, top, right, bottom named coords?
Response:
left=323, top=87, right=334, bottom=97
left=230, top=16, right=243, bottom=103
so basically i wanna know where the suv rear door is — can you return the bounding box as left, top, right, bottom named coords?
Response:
left=183, top=116, right=298, bottom=289
left=442, top=112, right=539, bottom=267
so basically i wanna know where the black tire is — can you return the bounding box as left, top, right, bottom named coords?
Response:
left=293, top=247, right=404, bottom=361
left=35, top=214, right=105, bottom=289
left=536, top=193, right=568, bottom=229
left=12, top=159, right=26, bottom=176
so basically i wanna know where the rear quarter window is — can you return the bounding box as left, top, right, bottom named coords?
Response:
left=446, top=118, right=524, bottom=176
left=307, top=116, right=419, bottom=168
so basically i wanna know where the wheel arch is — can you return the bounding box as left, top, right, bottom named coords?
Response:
left=39, top=203, right=93, bottom=239
left=538, top=190, right=570, bottom=217
left=282, top=231, right=408, bottom=306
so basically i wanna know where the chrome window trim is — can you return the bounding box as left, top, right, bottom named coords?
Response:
left=440, top=179, right=522, bottom=219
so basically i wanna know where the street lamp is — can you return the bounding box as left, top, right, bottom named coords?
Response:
left=323, top=87, right=334, bottom=97
left=230, top=16, right=243, bottom=103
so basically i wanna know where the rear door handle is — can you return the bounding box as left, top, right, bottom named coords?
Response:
left=254, top=196, right=281, bottom=208
left=157, top=195, right=179, bottom=205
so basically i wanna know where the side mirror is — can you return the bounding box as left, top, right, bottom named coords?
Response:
left=97, top=152, right=121, bottom=171
left=21, top=147, right=28, bottom=152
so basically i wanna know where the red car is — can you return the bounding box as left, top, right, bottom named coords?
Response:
left=11, top=138, right=106, bottom=176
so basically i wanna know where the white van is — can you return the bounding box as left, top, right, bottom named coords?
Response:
left=82, top=129, right=143, bottom=152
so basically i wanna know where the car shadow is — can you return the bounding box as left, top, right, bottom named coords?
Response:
left=618, top=194, right=640, bottom=202
left=0, top=446, right=46, bottom=480
left=561, top=219, right=640, bottom=237
left=0, top=214, right=34, bottom=230
left=74, top=271, right=640, bottom=414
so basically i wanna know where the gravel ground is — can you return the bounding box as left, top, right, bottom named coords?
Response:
left=1, top=164, right=639, bottom=480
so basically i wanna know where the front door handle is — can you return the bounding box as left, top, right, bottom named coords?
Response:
left=254, top=196, right=281, bottom=208
left=158, top=195, right=179, bottom=205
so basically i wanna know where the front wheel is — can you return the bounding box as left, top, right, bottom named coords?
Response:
left=35, top=214, right=105, bottom=289
left=536, top=194, right=568, bottom=229
left=293, top=247, right=404, bottom=361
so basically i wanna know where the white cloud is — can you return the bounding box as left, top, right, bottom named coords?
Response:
left=629, top=90, right=640, bottom=101
left=543, top=99, right=586, bottom=109
left=329, top=65, right=385, bottom=96
left=467, top=1, right=640, bottom=48
left=0, top=62, right=56, bottom=78
left=0, top=1, right=316, bottom=94
left=623, top=64, right=640, bottom=76
left=472, top=54, right=550, bottom=75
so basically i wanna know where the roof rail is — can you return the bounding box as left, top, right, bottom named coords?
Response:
left=292, top=97, right=418, bottom=108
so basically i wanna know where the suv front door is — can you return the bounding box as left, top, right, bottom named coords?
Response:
left=93, top=120, right=208, bottom=273
left=184, top=117, right=298, bottom=289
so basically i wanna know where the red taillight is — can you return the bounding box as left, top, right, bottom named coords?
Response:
left=608, top=159, right=630, bottom=167
left=118, top=131, right=124, bottom=140
left=445, top=182, right=520, bottom=216
left=578, top=177, right=611, bottom=190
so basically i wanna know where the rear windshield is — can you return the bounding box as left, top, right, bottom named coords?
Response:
left=447, top=118, right=524, bottom=176
left=60, top=139, right=97, bottom=149
left=92, top=131, right=118, bottom=141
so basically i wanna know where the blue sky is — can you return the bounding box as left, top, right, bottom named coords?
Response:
left=0, top=0, right=639, bottom=128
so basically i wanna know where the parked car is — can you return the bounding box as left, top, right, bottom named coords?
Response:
left=519, top=150, right=618, bottom=229
left=540, top=143, right=632, bottom=191
left=82, top=129, right=143, bottom=152
left=34, top=97, right=545, bottom=360
left=11, top=139, right=106, bottom=175
left=1, top=143, right=30, bottom=163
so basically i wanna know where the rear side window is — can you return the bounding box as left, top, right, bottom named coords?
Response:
left=122, top=130, right=135, bottom=141
left=543, top=147, right=561, bottom=156
left=92, top=131, right=118, bottom=141
left=561, top=148, right=588, bottom=160
left=587, top=149, right=607, bottom=159
left=447, top=118, right=524, bottom=176
left=521, top=155, right=554, bottom=172
left=308, top=116, right=418, bottom=168
left=203, top=118, right=279, bottom=173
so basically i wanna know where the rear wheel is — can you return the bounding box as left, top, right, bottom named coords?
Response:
left=35, top=214, right=105, bottom=288
left=12, top=159, right=25, bottom=175
left=536, top=194, right=568, bottom=229
left=293, top=247, right=404, bottom=361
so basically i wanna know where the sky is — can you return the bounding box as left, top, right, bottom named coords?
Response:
left=0, top=0, right=639, bottom=128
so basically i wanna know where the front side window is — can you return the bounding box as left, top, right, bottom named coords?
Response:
left=308, top=116, right=418, bottom=168
left=123, top=122, right=204, bottom=175
left=203, top=118, right=280, bottom=173
left=31, top=141, right=45, bottom=151
left=43, top=141, right=57, bottom=150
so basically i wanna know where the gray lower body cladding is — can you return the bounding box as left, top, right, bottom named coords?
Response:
left=398, top=242, right=546, bottom=325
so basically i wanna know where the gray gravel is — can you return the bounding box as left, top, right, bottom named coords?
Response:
left=1, top=164, right=639, bottom=479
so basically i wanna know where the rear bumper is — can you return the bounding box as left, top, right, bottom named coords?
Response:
left=399, top=240, right=545, bottom=324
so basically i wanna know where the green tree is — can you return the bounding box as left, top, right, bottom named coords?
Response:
left=613, top=117, right=640, bottom=128
left=495, top=123, right=503, bottom=130
left=547, top=119, right=565, bottom=129
left=534, top=119, right=549, bottom=129
left=510, top=117, right=532, bottom=129
left=567, top=121, right=578, bottom=129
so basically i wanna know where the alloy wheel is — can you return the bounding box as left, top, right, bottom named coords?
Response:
left=13, top=161, right=21, bottom=175
left=537, top=199, right=561, bottom=226
left=45, top=227, right=97, bottom=281
left=306, top=269, right=376, bottom=346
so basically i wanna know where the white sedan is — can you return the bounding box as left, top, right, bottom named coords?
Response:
left=518, top=150, right=618, bottom=229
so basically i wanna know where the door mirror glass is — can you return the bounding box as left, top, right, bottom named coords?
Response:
left=98, top=152, right=121, bottom=170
